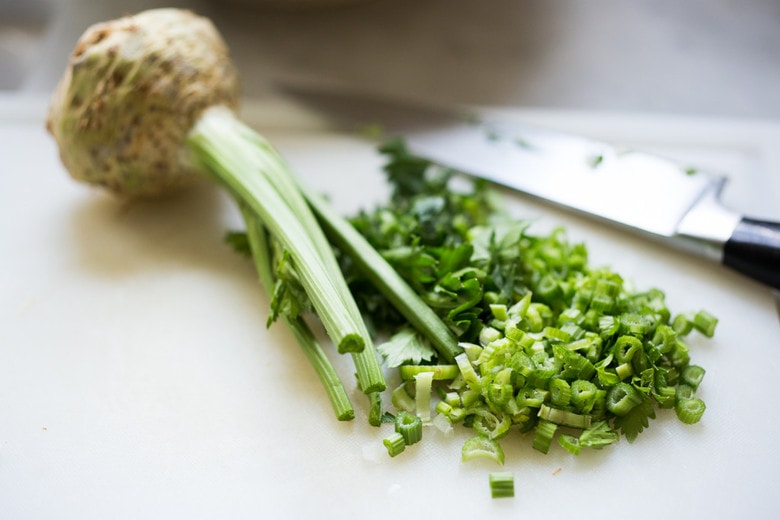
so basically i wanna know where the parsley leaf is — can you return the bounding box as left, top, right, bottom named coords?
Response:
left=614, top=394, right=657, bottom=443
left=377, top=327, right=437, bottom=368
left=579, top=421, right=619, bottom=449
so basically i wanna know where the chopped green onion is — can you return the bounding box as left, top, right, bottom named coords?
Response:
left=654, top=385, right=677, bottom=409
left=675, top=397, right=706, bottom=424
left=461, top=435, right=505, bottom=465
left=383, top=432, right=406, bottom=457
left=395, top=411, right=423, bottom=445
left=489, top=472, right=515, bottom=499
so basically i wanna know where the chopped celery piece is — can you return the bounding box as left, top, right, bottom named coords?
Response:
left=675, top=398, right=706, bottom=424
left=455, top=352, right=482, bottom=391
left=606, top=382, right=642, bottom=416
left=395, top=411, right=423, bottom=445
left=570, top=380, right=598, bottom=414
left=558, top=434, right=581, bottom=455
left=538, top=404, right=591, bottom=429
left=383, top=432, right=406, bottom=457
left=693, top=310, right=718, bottom=338
left=391, top=383, right=416, bottom=414
left=461, top=435, right=505, bottom=465
left=489, top=472, right=515, bottom=499
left=681, top=365, right=706, bottom=390
left=532, top=420, right=558, bottom=454
left=414, top=371, right=435, bottom=423
left=368, top=392, right=383, bottom=427
left=549, top=378, right=572, bottom=407
left=472, top=409, right=512, bottom=440
left=399, top=364, right=460, bottom=381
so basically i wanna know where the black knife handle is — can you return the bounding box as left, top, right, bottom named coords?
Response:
left=723, top=217, right=780, bottom=290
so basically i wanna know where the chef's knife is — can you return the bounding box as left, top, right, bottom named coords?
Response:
left=284, top=87, right=780, bottom=290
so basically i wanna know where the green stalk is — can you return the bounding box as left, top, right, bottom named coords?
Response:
left=187, top=108, right=363, bottom=353
left=302, top=185, right=462, bottom=363
left=187, top=107, right=384, bottom=393
left=241, top=204, right=354, bottom=421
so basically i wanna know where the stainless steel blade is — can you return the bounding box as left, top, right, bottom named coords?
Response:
left=283, top=87, right=726, bottom=239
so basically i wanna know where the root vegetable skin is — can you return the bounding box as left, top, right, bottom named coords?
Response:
left=46, top=8, right=240, bottom=198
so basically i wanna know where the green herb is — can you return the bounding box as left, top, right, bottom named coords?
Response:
left=345, top=140, right=715, bottom=463
left=303, top=183, right=462, bottom=363
left=377, top=327, right=437, bottom=368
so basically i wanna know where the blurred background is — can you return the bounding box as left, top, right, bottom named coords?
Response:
left=2, top=0, right=779, bottom=120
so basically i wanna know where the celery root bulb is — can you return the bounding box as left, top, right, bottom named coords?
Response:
left=46, top=8, right=240, bottom=198
left=44, top=8, right=386, bottom=396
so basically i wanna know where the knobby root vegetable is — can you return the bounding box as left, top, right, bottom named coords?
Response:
left=45, top=8, right=385, bottom=416
left=46, top=8, right=239, bottom=198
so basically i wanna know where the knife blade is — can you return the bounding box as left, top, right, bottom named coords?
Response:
left=283, top=86, right=780, bottom=290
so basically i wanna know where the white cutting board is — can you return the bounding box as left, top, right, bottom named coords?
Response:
left=1, top=96, right=779, bottom=520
